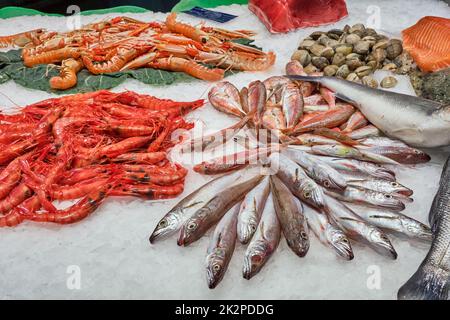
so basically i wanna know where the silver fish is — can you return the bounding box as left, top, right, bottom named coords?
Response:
left=346, top=179, right=413, bottom=196
left=149, top=169, right=258, bottom=243
left=243, top=192, right=281, bottom=279
left=286, top=75, right=450, bottom=148
left=285, top=147, right=347, bottom=190
left=310, top=144, right=399, bottom=165
left=324, top=195, right=397, bottom=259
left=356, top=143, right=431, bottom=165
left=205, top=204, right=239, bottom=289
left=178, top=174, right=263, bottom=246
left=270, top=153, right=326, bottom=209
left=271, top=175, right=309, bottom=257
left=180, top=116, right=249, bottom=153
left=318, top=157, right=396, bottom=181
left=208, top=81, right=246, bottom=118
left=293, top=133, right=342, bottom=146
left=346, top=125, right=381, bottom=140
left=352, top=207, right=431, bottom=241
left=325, top=186, right=406, bottom=212
left=303, top=204, right=353, bottom=260
left=398, top=156, right=450, bottom=300
left=237, top=176, right=271, bottom=244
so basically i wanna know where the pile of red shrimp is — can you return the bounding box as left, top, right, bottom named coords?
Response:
left=0, top=90, right=203, bottom=227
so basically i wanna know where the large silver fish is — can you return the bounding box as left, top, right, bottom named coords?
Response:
left=346, top=179, right=413, bottom=196
left=324, top=195, right=397, bottom=259
left=243, top=192, right=281, bottom=279
left=271, top=175, right=310, bottom=257
left=398, top=155, right=450, bottom=300
left=286, top=75, right=450, bottom=148
left=303, top=204, right=353, bottom=260
left=205, top=204, right=239, bottom=289
left=178, top=174, right=263, bottom=246
left=237, top=176, right=271, bottom=244
left=149, top=169, right=259, bottom=243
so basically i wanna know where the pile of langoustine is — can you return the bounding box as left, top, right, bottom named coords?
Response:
left=149, top=60, right=433, bottom=289
left=0, top=13, right=275, bottom=90
left=0, top=90, right=203, bottom=227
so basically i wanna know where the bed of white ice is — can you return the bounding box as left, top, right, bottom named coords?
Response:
left=0, top=0, right=449, bottom=299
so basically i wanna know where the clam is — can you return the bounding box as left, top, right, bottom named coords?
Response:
left=342, top=25, right=351, bottom=33
left=328, top=29, right=344, bottom=37
left=346, top=72, right=359, bottom=82
left=345, top=34, right=361, bottom=45
left=354, top=40, right=370, bottom=54
left=362, top=36, right=377, bottom=47
left=291, top=50, right=311, bottom=66
left=326, top=39, right=339, bottom=48
left=310, top=43, right=326, bottom=56
left=372, top=48, right=387, bottom=62
left=349, top=23, right=365, bottom=34
left=318, top=34, right=331, bottom=46
left=310, top=31, right=326, bottom=40
left=321, top=47, right=335, bottom=60
left=312, top=56, right=329, bottom=70
left=380, top=76, right=398, bottom=88
left=332, top=53, right=346, bottom=66
left=386, top=39, right=403, bottom=59
left=323, top=65, right=339, bottom=76
left=382, top=63, right=397, bottom=71
left=362, top=76, right=379, bottom=88
left=304, top=63, right=318, bottom=74
left=364, top=28, right=378, bottom=37
left=335, top=44, right=353, bottom=55
left=366, top=60, right=379, bottom=70
left=355, top=65, right=372, bottom=77
left=372, top=39, right=389, bottom=51
left=299, top=39, right=316, bottom=50
left=336, top=64, right=350, bottom=78
left=346, top=58, right=363, bottom=71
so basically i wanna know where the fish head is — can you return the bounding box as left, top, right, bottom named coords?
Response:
left=375, top=192, right=406, bottom=211
left=205, top=248, right=227, bottom=289
left=177, top=216, right=201, bottom=246
left=368, top=228, right=397, bottom=259
left=372, top=167, right=396, bottom=181
left=302, top=182, right=325, bottom=209
left=403, top=219, right=432, bottom=241
left=322, top=174, right=347, bottom=190
left=242, top=240, right=269, bottom=280
left=208, top=81, right=244, bottom=117
left=237, top=218, right=258, bottom=245
left=287, top=231, right=310, bottom=257
left=327, top=227, right=354, bottom=260
left=388, top=181, right=413, bottom=196
left=149, top=211, right=180, bottom=244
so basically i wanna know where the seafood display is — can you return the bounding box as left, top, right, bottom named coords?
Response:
left=149, top=74, right=436, bottom=289
left=286, top=75, right=450, bottom=148
left=291, top=23, right=419, bottom=88
left=398, top=155, right=450, bottom=300
left=0, top=90, right=203, bottom=227
left=402, top=16, right=450, bottom=72
left=0, top=13, right=275, bottom=90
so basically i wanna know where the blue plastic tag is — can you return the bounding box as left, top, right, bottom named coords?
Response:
left=183, top=7, right=238, bottom=23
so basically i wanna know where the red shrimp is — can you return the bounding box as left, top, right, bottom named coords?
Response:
left=111, top=182, right=184, bottom=199
left=24, top=181, right=113, bottom=224
left=122, top=165, right=187, bottom=186
left=0, top=196, right=41, bottom=227
left=23, top=47, right=81, bottom=67
left=50, top=176, right=111, bottom=200
left=0, top=161, right=22, bottom=199
left=112, top=151, right=166, bottom=164
left=96, top=136, right=155, bottom=159
left=0, top=183, right=33, bottom=214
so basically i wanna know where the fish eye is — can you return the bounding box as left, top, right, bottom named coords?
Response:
left=213, top=264, right=221, bottom=271
left=324, top=181, right=331, bottom=188
left=384, top=194, right=392, bottom=199
left=414, top=150, right=420, bottom=154
left=158, top=219, right=167, bottom=228
left=303, top=191, right=312, bottom=199
left=300, top=231, right=308, bottom=239
left=187, top=222, right=197, bottom=230
left=250, top=225, right=257, bottom=232
left=341, top=238, right=348, bottom=243
left=390, top=182, right=399, bottom=186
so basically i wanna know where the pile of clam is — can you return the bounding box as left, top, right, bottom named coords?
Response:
left=291, top=23, right=417, bottom=88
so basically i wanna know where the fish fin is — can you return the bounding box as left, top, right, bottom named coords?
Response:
left=333, top=93, right=359, bottom=107
left=398, top=263, right=450, bottom=300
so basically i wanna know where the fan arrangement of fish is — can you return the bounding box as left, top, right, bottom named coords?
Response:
left=149, top=71, right=433, bottom=289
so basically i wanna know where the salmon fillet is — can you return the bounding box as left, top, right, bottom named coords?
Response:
left=402, top=16, right=450, bottom=72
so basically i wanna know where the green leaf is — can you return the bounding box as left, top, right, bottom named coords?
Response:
left=0, top=69, right=9, bottom=84
left=124, top=68, right=195, bottom=86
left=0, top=49, right=22, bottom=64
left=62, top=70, right=128, bottom=94
left=231, top=38, right=262, bottom=51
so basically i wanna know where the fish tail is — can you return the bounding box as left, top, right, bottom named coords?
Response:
left=398, top=263, right=450, bottom=300
left=285, top=75, right=323, bottom=83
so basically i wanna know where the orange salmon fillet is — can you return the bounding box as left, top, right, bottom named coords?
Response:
left=402, top=16, right=450, bottom=72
